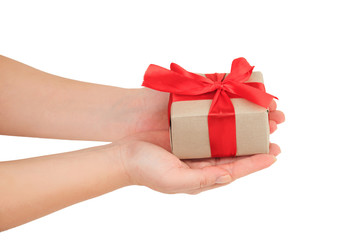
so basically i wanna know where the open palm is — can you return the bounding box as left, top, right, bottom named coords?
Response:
left=119, top=131, right=281, bottom=194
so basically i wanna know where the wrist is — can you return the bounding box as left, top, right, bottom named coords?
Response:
left=104, top=88, right=169, bottom=141
left=104, top=142, right=134, bottom=188
left=102, top=88, right=144, bottom=141
left=108, top=141, right=136, bottom=187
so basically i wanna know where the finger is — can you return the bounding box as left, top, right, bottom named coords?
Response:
left=183, top=142, right=281, bottom=169
left=182, top=157, right=237, bottom=169
left=269, top=120, right=277, bottom=134
left=187, top=144, right=281, bottom=194
left=186, top=152, right=278, bottom=193
left=269, top=110, right=285, bottom=124
left=183, top=154, right=251, bottom=169
left=169, top=166, right=232, bottom=192
left=269, top=143, right=281, bottom=156
left=177, top=151, right=279, bottom=193
left=215, top=154, right=276, bottom=181
left=188, top=182, right=231, bottom=195
left=269, top=100, right=277, bottom=111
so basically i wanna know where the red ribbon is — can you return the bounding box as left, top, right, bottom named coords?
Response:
left=142, top=57, right=277, bottom=158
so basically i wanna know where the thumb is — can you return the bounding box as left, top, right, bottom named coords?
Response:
left=170, top=166, right=232, bottom=192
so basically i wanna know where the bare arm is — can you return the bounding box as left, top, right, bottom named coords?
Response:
left=0, top=131, right=281, bottom=231
left=0, top=142, right=130, bottom=231
left=0, top=55, right=284, bottom=141
left=0, top=55, right=169, bottom=141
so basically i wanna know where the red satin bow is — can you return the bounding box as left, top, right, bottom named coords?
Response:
left=142, top=57, right=277, bottom=158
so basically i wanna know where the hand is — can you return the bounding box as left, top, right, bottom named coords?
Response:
left=115, top=130, right=282, bottom=195
left=117, top=90, right=285, bottom=194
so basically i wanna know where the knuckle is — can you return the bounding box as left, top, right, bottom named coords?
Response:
left=199, top=176, right=209, bottom=189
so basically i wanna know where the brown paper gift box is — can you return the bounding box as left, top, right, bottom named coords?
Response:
left=169, top=71, right=269, bottom=159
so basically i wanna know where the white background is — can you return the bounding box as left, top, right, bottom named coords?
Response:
left=1, top=0, right=359, bottom=239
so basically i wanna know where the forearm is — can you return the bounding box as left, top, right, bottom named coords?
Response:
left=0, top=55, right=168, bottom=141
left=0, top=143, right=128, bottom=231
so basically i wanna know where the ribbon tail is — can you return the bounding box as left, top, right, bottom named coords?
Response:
left=225, top=83, right=276, bottom=108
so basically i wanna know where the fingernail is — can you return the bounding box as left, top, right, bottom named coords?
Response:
left=215, top=175, right=232, bottom=184
left=273, top=156, right=277, bottom=162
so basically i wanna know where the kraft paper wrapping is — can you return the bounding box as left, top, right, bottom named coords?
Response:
left=169, top=71, right=269, bottom=159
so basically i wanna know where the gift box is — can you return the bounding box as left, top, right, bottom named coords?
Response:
left=142, top=58, right=277, bottom=159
